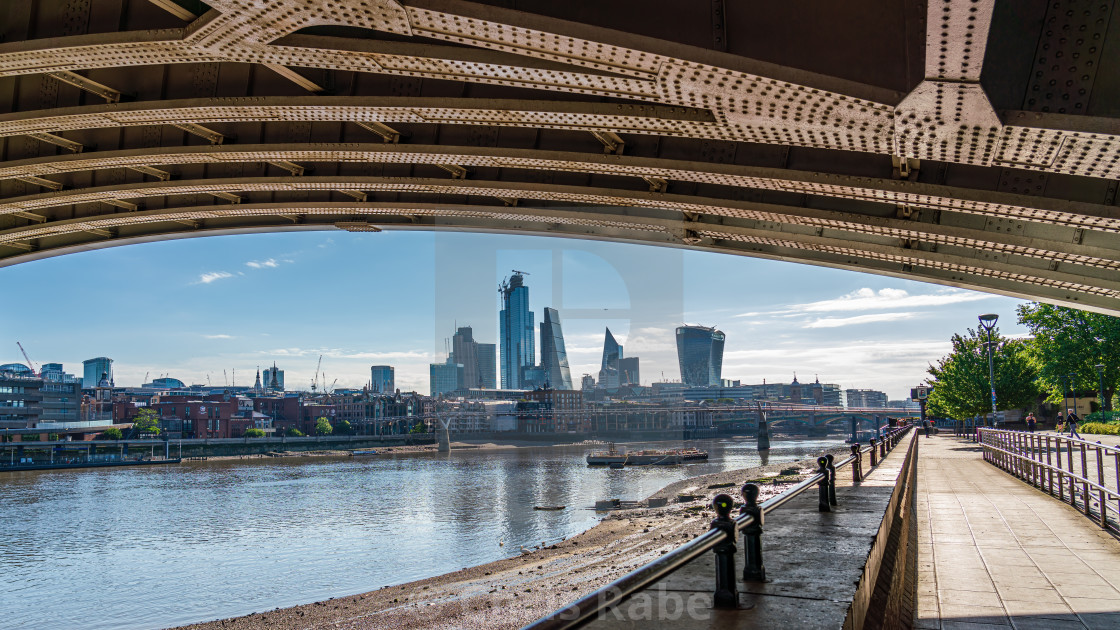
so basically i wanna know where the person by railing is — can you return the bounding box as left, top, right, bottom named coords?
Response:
left=1065, top=409, right=1082, bottom=439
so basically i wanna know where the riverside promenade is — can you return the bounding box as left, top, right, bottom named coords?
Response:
left=916, top=434, right=1120, bottom=629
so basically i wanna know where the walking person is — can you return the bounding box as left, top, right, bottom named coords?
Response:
left=1066, top=408, right=1081, bottom=439
left=1025, top=412, right=1036, bottom=433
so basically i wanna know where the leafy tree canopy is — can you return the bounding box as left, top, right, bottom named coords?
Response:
left=100, top=427, right=123, bottom=440
left=926, top=326, right=1040, bottom=419
left=132, top=408, right=160, bottom=436
left=286, top=427, right=304, bottom=437
left=1017, top=303, right=1119, bottom=410
left=244, top=428, right=265, bottom=438
left=334, top=419, right=352, bottom=435
left=315, top=417, right=333, bottom=435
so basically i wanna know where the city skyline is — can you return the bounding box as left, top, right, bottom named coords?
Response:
left=0, top=230, right=1031, bottom=398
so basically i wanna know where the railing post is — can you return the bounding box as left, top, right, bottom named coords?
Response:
left=709, top=494, right=739, bottom=608
left=826, top=453, right=838, bottom=506
left=879, top=435, right=886, bottom=459
left=1080, top=443, right=1090, bottom=515
left=1095, top=443, right=1107, bottom=528
left=817, top=456, right=830, bottom=512
left=1066, top=439, right=1076, bottom=507
left=851, top=443, right=862, bottom=483
left=739, top=483, right=765, bottom=582
left=869, top=438, right=878, bottom=467
left=1045, top=435, right=1053, bottom=496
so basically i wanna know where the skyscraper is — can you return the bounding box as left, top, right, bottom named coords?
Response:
left=675, top=325, right=725, bottom=387
left=82, top=357, right=112, bottom=388
left=430, top=360, right=464, bottom=397
left=370, top=365, right=395, bottom=393
left=263, top=364, right=285, bottom=391
left=599, top=328, right=623, bottom=389
left=499, top=272, right=534, bottom=389
left=452, top=326, right=480, bottom=389
left=477, top=343, right=497, bottom=389
left=619, top=357, right=640, bottom=387
left=539, top=307, right=573, bottom=389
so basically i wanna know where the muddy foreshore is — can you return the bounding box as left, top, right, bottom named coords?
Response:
left=173, top=445, right=850, bottom=630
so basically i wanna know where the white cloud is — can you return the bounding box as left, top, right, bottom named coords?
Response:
left=792, top=287, right=992, bottom=313
left=246, top=258, right=280, bottom=269
left=203, top=334, right=233, bottom=339
left=196, top=271, right=233, bottom=284
left=804, top=312, right=917, bottom=329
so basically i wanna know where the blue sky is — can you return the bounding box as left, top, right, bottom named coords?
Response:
left=0, top=230, right=1030, bottom=398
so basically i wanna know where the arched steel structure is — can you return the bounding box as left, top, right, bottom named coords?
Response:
left=0, top=0, right=1118, bottom=312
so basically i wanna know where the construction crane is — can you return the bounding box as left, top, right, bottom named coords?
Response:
left=511, top=269, right=530, bottom=275
left=328, top=378, right=338, bottom=394
left=206, top=373, right=211, bottom=387
left=311, top=355, right=322, bottom=392
left=143, top=371, right=149, bottom=384
left=223, top=369, right=229, bottom=386
left=16, top=342, right=37, bottom=376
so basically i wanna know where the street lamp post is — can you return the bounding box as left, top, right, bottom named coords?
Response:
left=1069, top=373, right=1078, bottom=418
left=1096, top=364, right=1108, bottom=412
left=978, top=314, right=999, bottom=426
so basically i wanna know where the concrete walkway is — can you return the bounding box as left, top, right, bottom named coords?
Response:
left=917, top=435, right=1120, bottom=629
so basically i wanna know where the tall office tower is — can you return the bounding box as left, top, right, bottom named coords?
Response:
left=263, top=363, right=285, bottom=391
left=581, top=374, right=596, bottom=390
left=40, top=363, right=76, bottom=383
left=618, top=357, right=640, bottom=387
left=477, top=343, right=497, bottom=389
left=370, top=365, right=395, bottom=393
left=430, top=360, right=464, bottom=397
left=499, top=271, right=534, bottom=389
left=539, top=307, right=573, bottom=390
left=82, top=357, right=113, bottom=388
left=452, top=326, right=481, bottom=389
left=598, top=328, right=623, bottom=389
left=675, top=325, right=725, bottom=387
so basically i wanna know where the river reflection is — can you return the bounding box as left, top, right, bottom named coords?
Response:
left=0, top=437, right=842, bottom=630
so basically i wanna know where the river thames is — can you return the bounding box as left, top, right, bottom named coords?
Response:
left=0, top=437, right=843, bottom=630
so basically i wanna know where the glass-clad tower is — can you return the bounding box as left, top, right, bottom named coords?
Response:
left=82, top=357, right=113, bottom=388
left=540, top=307, right=573, bottom=389
left=599, top=328, right=623, bottom=389
left=499, top=272, right=534, bottom=389
left=675, top=325, right=725, bottom=386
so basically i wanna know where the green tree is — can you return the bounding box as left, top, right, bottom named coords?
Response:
left=926, top=326, right=1041, bottom=419
left=131, top=408, right=161, bottom=436
left=315, top=417, right=333, bottom=435
left=286, top=427, right=304, bottom=437
left=409, top=421, right=427, bottom=434
left=334, top=419, right=352, bottom=435
left=243, top=428, right=265, bottom=438
left=99, top=427, right=123, bottom=440
left=1017, top=303, right=1120, bottom=411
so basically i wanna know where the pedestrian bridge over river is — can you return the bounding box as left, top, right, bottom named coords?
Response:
left=1, top=0, right=1119, bottom=314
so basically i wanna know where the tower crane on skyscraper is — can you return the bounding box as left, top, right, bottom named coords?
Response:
left=16, top=342, right=37, bottom=376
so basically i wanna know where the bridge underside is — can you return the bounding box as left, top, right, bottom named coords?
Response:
left=1, top=1, right=1118, bottom=312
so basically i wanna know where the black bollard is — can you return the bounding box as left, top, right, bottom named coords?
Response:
left=817, top=456, right=831, bottom=512
left=710, top=494, right=739, bottom=608
left=825, top=453, right=838, bottom=506
left=739, top=483, right=765, bottom=582
left=879, top=435, right=887, bottom=459
left=851, top=443, right=862, bottom=482
left=869, top=438, right=878, bottom=467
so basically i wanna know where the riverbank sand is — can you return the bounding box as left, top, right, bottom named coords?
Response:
left=174, top=446, right=849, bottom=630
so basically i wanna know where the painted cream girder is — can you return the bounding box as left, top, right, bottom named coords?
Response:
left=1, top=0, right=1119, bottom=314
left=0, top=0, right=1116, bottom=177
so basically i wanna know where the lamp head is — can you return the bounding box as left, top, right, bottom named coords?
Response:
left=1096, top=364, right=1106, bottom=373
left=978, top=314, right=999, bottom=330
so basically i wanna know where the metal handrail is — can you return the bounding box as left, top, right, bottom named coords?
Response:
left=522, top=425, right=912, bottom=629
left=979, top=441, right=1119, bottom=514
left=979, top=428, right=1120, bottom=529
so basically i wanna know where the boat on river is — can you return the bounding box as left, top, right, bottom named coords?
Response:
left=586, top=443, right=708, bottom=467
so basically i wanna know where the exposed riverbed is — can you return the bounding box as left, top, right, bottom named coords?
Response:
left=0, top=437, right=845, bottom=630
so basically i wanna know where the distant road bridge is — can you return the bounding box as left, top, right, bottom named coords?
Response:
left=0, top=1, right=1119, bottom=312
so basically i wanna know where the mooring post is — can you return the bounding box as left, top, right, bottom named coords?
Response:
left=879, top=434, right=887, bottom=459
left=826, top=453, right=838, bottom=506
left=710, top=494, right=739, bottom=608
left=869, top=438, right=878, bottom=467
left=740, top=483, right=765, bottom=582
left=817, top=456, right=831, bottom=512
left=851, top=443, right=862, bottom=482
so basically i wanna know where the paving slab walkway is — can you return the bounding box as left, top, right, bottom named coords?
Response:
left=917, top=435, right=1120, bottom=630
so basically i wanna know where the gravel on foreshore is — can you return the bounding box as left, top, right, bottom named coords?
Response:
left=172, top=443, right=852, bottom=630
